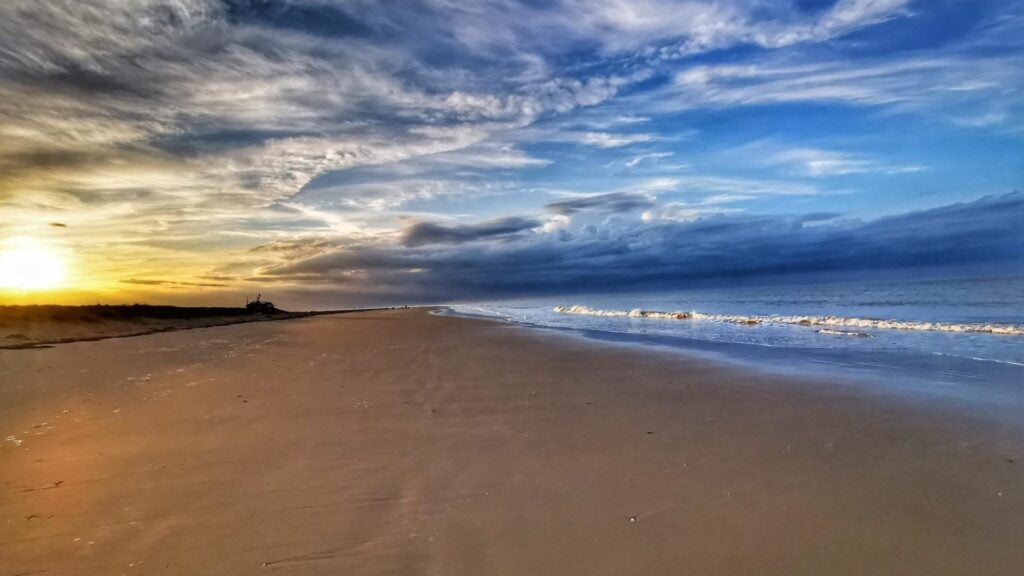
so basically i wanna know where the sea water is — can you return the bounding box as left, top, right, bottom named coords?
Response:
left=446, top=276, right=1024, bottom=406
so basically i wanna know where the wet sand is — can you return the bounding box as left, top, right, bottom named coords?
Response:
left=1, top=308, right=1022, bottom=575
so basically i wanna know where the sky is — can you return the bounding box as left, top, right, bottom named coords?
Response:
left=0, top=0, right=1021, bottom=308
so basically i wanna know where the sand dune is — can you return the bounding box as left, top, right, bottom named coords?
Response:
left=1, top=309, right=1022, bottom=575
left=0, top=304, right=363, bottom=349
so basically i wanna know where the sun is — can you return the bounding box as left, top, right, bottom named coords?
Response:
left=0, top=237, right=69, bottom=291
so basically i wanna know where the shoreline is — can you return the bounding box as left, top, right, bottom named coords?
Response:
left=2, top=309, right=1022, bottom=574
left=437, top=306, right=1024, bottom=412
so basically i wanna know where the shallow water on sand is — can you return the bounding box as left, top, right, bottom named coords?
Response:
left=447, top=276, right=1024, bottom=405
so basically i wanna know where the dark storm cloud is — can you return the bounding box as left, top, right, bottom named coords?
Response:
left=261, top=192, right=1024, bottom=303
left=12, top=62, right=158, bottom=99
left=401, top=217, right=541, bottom=247
left=545, top=192, right=657, bottom=215
left=222, top=0, right=376, bottom=38
left=797, top=212, right=841, bottom=223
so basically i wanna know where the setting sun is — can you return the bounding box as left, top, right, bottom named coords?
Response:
left=0, top=237, right=69, bottom=291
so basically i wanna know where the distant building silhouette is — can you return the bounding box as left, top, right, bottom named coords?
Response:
left=245, top=293, right=277, bottom=314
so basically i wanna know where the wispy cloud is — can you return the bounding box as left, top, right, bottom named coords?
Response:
left=669, top=174, right=822, bottom=196
left=726, top=142, right=926, bottom=177
left=580, top=132, right=656, bottom=148
left=668, top=53, right=1023, bottom=120
left=624, top=152, right=676, bottom=168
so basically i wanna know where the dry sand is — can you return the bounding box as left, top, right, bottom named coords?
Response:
left=1, top=308, right=1022, bottom=575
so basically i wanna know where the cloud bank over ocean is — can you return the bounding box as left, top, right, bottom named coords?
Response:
left=256, top=192, right=1024, bottom=305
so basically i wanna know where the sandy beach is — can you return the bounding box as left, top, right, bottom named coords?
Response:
left=1, top=308, right=1022, bottom=575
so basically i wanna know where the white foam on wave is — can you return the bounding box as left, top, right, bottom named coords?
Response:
left=817, top=328, right=873, bottom=338
left=552, top=305, right=1024, bottom=336
left=932, top=351, right=1024, bottom=367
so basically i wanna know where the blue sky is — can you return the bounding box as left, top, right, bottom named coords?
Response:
left=0, top=0, right=1021, bottom=306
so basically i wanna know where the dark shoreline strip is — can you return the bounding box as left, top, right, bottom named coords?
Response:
left=0, top=308, right=392, bottom=350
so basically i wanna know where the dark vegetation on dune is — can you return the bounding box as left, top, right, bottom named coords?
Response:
left=0, top=301, right=394, bottom=349
left=0, top=303, right=390, bottom=349
left=0, top=303, right=288, bottom=324
left=0, top=294, right=294, bottom=325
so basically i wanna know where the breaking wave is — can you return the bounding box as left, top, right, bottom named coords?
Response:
left=552, top=305, right=1024, bottom=336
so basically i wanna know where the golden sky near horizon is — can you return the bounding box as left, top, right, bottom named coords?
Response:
left=0, top=231, right=249, bottom=306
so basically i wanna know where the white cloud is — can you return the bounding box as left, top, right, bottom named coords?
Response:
left=671, top=173, right=821, bottom=196
left=417, top=143, right=552, bottom=169
left=624, top=151, right=676, bottom=168
left=528, top=0, right=913, bottom=56
left=581, top=131, right=656, bottom=148
left=642, top=202, right=740, bottom=222
left=766, top=148, right=873, bottom=177
left=669, top=54, right=1023, bottom=115
left=720, top=142, right=927, bottom=177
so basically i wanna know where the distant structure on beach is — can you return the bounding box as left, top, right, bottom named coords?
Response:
left=245, top=294, right=277, bottom=314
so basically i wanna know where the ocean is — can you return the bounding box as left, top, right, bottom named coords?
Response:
left=445, top=276, right=1024, bottom=407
